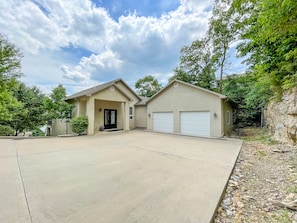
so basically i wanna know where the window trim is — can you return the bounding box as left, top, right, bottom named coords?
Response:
left=129, top=107, right=133, bottom=120
left=226, top=111, right=231, bottom=125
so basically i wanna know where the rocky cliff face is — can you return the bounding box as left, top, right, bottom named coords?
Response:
left=266, top=88, right=297, bottom=145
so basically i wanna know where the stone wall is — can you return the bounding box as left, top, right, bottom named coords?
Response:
left=266, top=88, right=297, bottom=145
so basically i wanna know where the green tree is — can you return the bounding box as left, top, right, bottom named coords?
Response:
left=177, top=37, right=216, bottom=90
left=135, top=75, right=162, bottom=97
left=173, top=0, right=237, bottom=92
left=44, top=85, right=74, bottom=135
left=222, top=74, right=253, bottom=127
left=222, top=73, right=272, bottom=127
left=0, top=34, right=23, bottom=120
left=169, top=67, right=194, bottom=83
left=208, top=0, right=235, bottom=92
left=1, top=82, right=47, bottom=135
left=44, top=84, right=73, bottom=120
left=231, top=0, right=297, bottom=93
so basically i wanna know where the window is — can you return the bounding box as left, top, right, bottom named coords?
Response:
left=226, top=111, right=231, bottom=125
left=129, top=107, right=133, bottom=120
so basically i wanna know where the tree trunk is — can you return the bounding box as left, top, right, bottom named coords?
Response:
left=219, top=44, right=227, bottom=93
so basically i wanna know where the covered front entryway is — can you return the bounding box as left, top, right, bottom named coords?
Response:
left=104, top=109, right=117, bottom=129
left=65, top=79, right=141, bottom=135
left=153, top=112, right=174, bottom=133
left=94, top=100, right=127, bottom=132
left=180, top=111, right=210, bottom=137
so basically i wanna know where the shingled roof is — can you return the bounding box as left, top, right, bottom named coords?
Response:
left=135, top=96, right=150, bottom=105
left=65, top=78, right=141, bottom=101
left=146, top=79, right=227, bottom=104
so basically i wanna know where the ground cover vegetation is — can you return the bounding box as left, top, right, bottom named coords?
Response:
left=215, top=128, right=297, bottom=222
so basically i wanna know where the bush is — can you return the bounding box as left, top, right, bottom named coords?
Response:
left=72, top=116, right=88, bottom=135
left=32, top=129, right=45, bottom=136
left=0, top=125, right=14, bottom=136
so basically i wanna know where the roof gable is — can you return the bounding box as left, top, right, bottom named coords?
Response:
left=66, top=78, right=141, bottom=101
left=146, top=79, right=227, bottom=104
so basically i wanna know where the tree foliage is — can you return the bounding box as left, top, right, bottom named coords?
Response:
left=135, top=75, right=162, bottom=97
left=231, top=0, right=297, bottom=92
left=169, top=67, right=194, bottom=83
left=208, top=0, right=235, bottom=92
left=216, top=0, right=297, bottom=127
left=14, top=83, right=46, bottom=134
left=0, top=34, right=23, bottom=80
left=222, top=74, right=271, bottom=127
left=44, top=84, right=73, bottom=120
left=1, top=82, right=47, bottom=135
left=0, top=34, right=23, bottom=120
left=172, top=0, right=236, bottom=92
left=173, top=38, right=216, bottom=90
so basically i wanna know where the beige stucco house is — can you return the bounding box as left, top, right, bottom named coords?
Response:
left=53, top=78, right=232, bottom=137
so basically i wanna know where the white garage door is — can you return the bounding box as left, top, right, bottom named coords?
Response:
left=153, top=112, right=174, bottom=133
left=180, top=111, right=210, bottom=137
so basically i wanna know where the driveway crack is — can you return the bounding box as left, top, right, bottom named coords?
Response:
left=14, top=141, right=34, bottom=223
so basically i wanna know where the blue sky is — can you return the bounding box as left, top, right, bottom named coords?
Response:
left=0, top=0, right=245, bottom=95
left=97, top=0, right=181, bottom=19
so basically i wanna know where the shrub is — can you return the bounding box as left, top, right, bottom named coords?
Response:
left=32, top=129, right=45, bottom=136
left=72, top=116, right=88, bottom=135
left=0, top=125, right=14, bottom=136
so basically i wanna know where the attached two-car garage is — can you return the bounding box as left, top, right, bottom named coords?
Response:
left=152, top=111, right=211, bottom=137
left=147, top=80, right=232, bottom=138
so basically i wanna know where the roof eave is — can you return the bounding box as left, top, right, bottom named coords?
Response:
left=146, top=79, right=228, bottom=103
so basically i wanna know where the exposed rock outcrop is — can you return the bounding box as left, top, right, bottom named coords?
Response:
left=266, top=88, right=297, bottom=145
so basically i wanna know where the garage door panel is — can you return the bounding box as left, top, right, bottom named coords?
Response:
left=180, top=112, right=210, bottom=137
left=153, top=113, right=173, bottom=133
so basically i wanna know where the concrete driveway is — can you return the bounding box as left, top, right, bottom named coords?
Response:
left=0, top=130, right=242, bottom=223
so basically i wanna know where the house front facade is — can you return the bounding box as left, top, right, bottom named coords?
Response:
left=54, top=78, right=232, bottom=137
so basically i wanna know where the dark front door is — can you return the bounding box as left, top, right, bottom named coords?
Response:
left=104, top=109, right=117, bottom=129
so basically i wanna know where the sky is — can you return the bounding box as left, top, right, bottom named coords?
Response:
left=0, top=0, right=245, bottom=95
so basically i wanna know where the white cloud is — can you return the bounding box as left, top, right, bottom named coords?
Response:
left=180, top=0, right=213, bottom=11
left=80, top=50, right=123, bottom=70
left=0, top=1, right=60, bottom=53
left=0, top=0, right=216, bottom=94
left=61, top=65, right=90, bottom=82
left=62, top=49, right=123, bottom=83
left=0, top=0, right=118, bottom=54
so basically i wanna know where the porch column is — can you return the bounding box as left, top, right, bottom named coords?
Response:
left=87, top=98, right=95, bottom=134
left=124, top=102, right=130, bottom=131
left=77, top=100, right=80, bottom=116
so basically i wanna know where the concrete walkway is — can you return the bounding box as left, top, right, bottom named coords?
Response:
left=0, top=131, right=242, bottom=223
